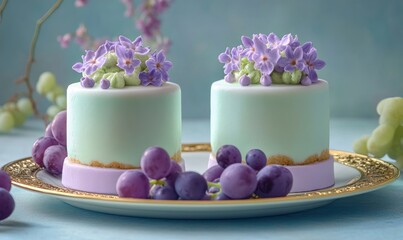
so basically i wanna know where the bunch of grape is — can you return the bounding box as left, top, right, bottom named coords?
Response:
left=353, top=97, right=403, bottom=169
left=0, top=98, right=34, bottom=133
left=36, top=72, right=67, bottom=120
left=0, top=170, right=14, bottom=221
left=116, top=145, right=293, bottom=200
left=31, top=111, right=67, bottom=175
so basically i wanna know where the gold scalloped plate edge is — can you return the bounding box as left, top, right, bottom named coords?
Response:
left=1, top=144, right=400, bottom=206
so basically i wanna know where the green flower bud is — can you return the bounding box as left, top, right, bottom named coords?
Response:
left=90, top=69, right=105, bottom=82
left=291, top=70, right=302, bottom=84
left=234, top=71, right=242, bottom=81
left=103, top=52, right=118, bottom=68
left=124, top=68, right=141, bottom=86
left=103, top=66, right=122, bottom=73
left=249, top=70, right=261, bottom=84
left=282, top=72, right=292, bottom=84
left=110, top=72, right=125, bottom=88
left=271, top=71, right=283, bottom=84
left=135, top=54, right=150, bottom=71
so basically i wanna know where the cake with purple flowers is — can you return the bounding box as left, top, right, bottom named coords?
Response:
left=62, top=36, right=182, bottom=194
left=211, top=33, right=334, bottom=192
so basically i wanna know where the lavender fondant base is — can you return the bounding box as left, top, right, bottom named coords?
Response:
left=62, top=158, right=185, bottom=195
left=208, top=154, right=335, bottom=193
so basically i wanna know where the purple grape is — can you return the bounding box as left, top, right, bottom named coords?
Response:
left=216, top=145, right=242, bottom=168
left=202, top=165, right=224, bottom=182
left=0, top=188, right=15, bottom=221
left=154, top=186, right=179, bottom=200
left=116, top=170, right=150, bottom=198
left=246, top=149, right=267, bottom=171
left=140, top=147, right=171, bottom=180
left=149, top=184, right=163, bottom=199
left=214, top=192, right=232, bottom=200
left=208, top=186, right=220, bottom=194
left=32, top=137, right=59, bottom=167
left=255, top=165, right=293, bottom=198
left=0, top=170, right=11, bottom=191
left=165, top=160, right=182, bottom=187
left=45, top=123, right=54, bottom=138
left=220, top=163, right=257, bottom=199
left=51, top=111, right=67, bottom=146
left=174, top=171, right=207, bottom=200
left=43, top=145, right=67, bottom=176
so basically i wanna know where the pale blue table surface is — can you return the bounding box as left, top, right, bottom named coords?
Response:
left=0, top=118, right=402, bottom=240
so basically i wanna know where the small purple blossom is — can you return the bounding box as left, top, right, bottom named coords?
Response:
left=72, top=44, right=107, bottom=75
left=116, top=45, right=141, bottom=75
left=224, top=73, right=236, bottom=83
left=218, top=47, right=241, bottom=74
left=239, top=75, right=251, bottom=86
left=57, top=33, right=72, bottom=48
left=300, top=76, right=312, bottom=86
left=145, top=50, right=172, bottom=81
left=100, top=79, right=110, bottom=89
left=278, top=46, right=305, bottom=72
left=260, top=74, right=272, bottom=86
left=118, top=35, right=150, bottom=55
left=303, top=48, right=326, bottom=83
left=80, top=76, right=95, bottom=88
left=104, top=40, right=119, bottom=52
left=267, top=33, right=290, bottom=51
left=139, top=70, right=163, bottom=86
left=252, top=36, right=280, bottom=74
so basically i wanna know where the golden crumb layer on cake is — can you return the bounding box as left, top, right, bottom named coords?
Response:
left=267, top=149, right=330, bottom=166
left=68, top=150, right=182, bottom=169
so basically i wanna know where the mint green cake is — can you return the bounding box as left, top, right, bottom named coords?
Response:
left=67, top=82, right=181, bottom=169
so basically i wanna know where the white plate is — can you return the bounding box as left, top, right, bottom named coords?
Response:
left=3, top=148, right=399, bottom=219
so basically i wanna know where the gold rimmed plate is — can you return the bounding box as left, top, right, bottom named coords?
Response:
left=2, top=143, right=400, bottom=219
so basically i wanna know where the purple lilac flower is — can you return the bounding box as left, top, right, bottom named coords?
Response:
left=116, top=45, right=141, bottom=75
left=241, top=36, right=262, bottom=61
left=72, top=44, right=107, bottom=75
left=139, top=69, right=163, bottom=86
left=118, top=35, right=150, bottom=55
left=251, top=36, right=280, bottom=74
left=80, top=76, right=95, bottom=88
left=57, top=33, right=72, bottom=48
left=145, top=50, right=172, bottom=81
left=239, top=75, right=251, bottom=86
left=285, top=34, right=300, bottom=49
left=303, top=48, right=326, bottom=83
left=260, top=74, right=272, bottom=86
left=301, top=41, right=313, bottom=53
left=100, top=79, right=110, bottom=89
left=218, top=47, right=241, bottom=74
left=267, top=33, right=291, bottom=51
left=278, top=46, right=305, bottom=72
left=104, top=40, right=119, bottom=52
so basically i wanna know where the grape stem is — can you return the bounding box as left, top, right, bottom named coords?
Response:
left=149, top=179, right=166, bottom=186
left=14, top=0, right=63, bottom=125
left=0, top=0, right=7, bottom=22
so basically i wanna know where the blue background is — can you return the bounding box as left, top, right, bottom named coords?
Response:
left=0, top=0, right=402, bottom=118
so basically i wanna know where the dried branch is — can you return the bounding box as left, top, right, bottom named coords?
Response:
left=15, top=0, right=63, bottom=123
left=0, top=0, right=7, bottom=22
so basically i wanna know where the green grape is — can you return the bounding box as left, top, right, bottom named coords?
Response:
left=379, top=98, right=403, bottom=127
left=353, top=135, right=369, bottom=155
left=367, top=124, right=394, bottom=158
left=387, top=126, right=403, bottom=159
left=376, top=97, right=401, bottom=115
left=52, top=85, right=64, bottom=96
left=56, top=95, right=67, bottom=109
left=17, top=98, right=34, bottom=116
left=36, top=72, right=57, bottom=95
left=3, top=102, right=16, bottom=111
left=9, top=109, right=26, bottom=127
left=47, top=105, right=61, bottom=120
left=46, top=91, right=58, bottom=103
left=394, top=155, right=403, bottom=169
left=0, top=111, right=15, bottom=133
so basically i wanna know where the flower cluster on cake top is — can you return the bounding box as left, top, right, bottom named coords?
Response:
left=218, top=33, right=326, bottom=86
left=72, top=35, right=172, bottom=89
